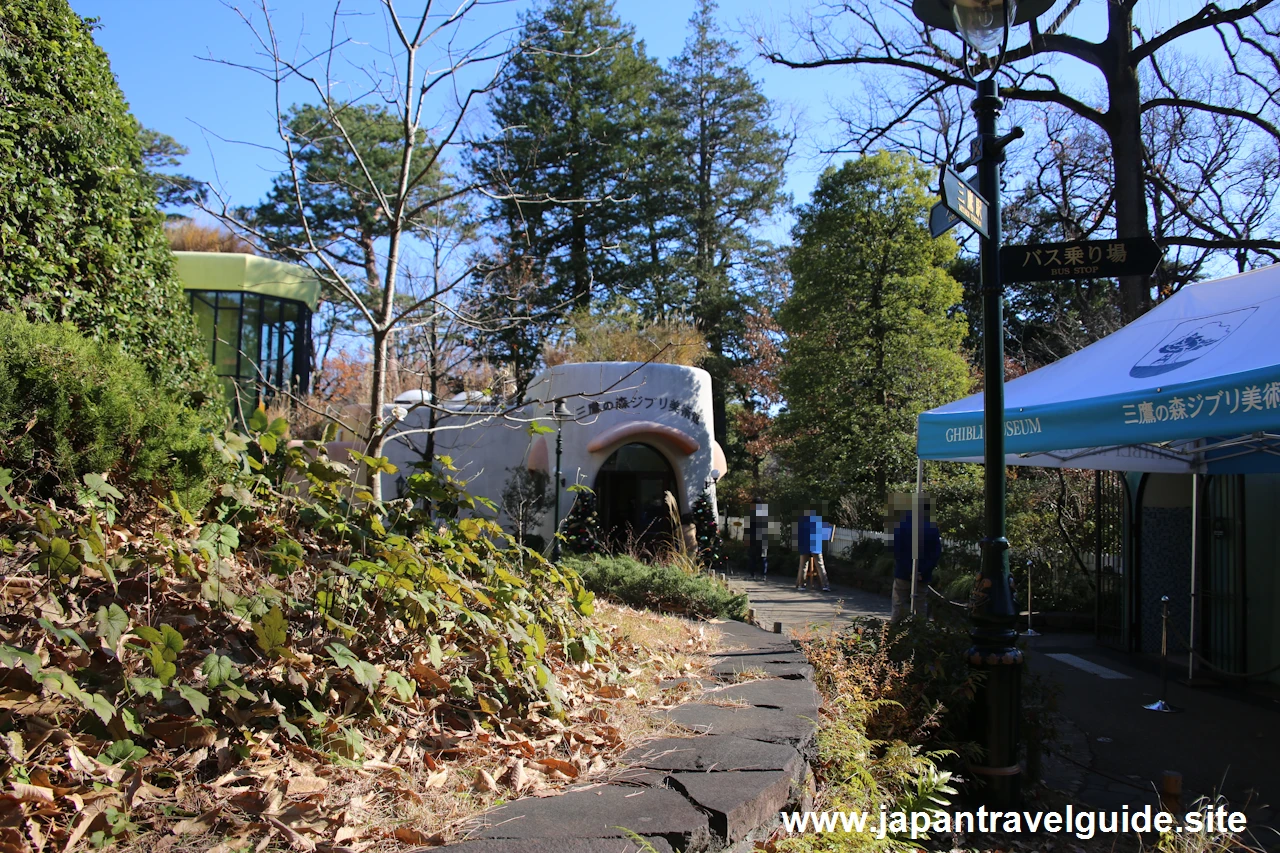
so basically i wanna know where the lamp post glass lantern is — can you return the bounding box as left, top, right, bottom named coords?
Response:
left=912, top=0, right=1052, bottom=808
left=551, top=400, right=572, bottom=561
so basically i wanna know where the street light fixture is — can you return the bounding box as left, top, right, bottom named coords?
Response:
left=912, top=0, right=1054, bottom=52
left=550, top=400, right=573, bottom=562
left=913, top=0, right=1053, bottom=810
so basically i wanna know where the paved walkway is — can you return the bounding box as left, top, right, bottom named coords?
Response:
left=1026, top=633, right=1280, bottom=844
left=726, top=565, right=891, bottom=634
left=726, top=571, right=1280, bottom=847
left=441, top=620, right=820, bottom=851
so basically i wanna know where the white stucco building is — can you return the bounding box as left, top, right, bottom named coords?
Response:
left=381, top=362, right=726, bottom=546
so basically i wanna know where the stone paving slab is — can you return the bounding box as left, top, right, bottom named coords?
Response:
left=700, top=678, right=822, bottom=716
left=668, top=770, right=795, bottom=843
left=711, top=648, right=810, bottom=663
left=662, top=703, right=818, bottom=753
left=620, top=734, right=805, bottom=779
left=431, top=838, right=675, bottom=853
left=710, top=658, right=814, bottom=680
left=437, top=616, right=822, bottom=853
left=471, top=785, right=709, bottom=851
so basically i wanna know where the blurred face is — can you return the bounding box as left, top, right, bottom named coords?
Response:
left=756, top=504, right=767, bottom=516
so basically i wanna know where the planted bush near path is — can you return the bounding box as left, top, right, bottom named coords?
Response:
left=566, top=554, right=749, bottom=621
left=775, top=618, right=979, bottom=851
left=0, top=315, right=221, bottom=508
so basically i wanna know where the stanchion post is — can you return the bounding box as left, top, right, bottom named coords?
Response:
left=1144, top=596, right=1180, bottom=712
left=1024, top=558, right=1039, bottom=637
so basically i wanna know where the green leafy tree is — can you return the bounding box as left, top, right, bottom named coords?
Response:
left=664, top=0, right=790, bottom=448
left=474, top=0, right=664, bottom=318
left=776, top=152, right=969, bottom=522
left=0, top=0, right=214, bottom=397
left=136, top=123, right=207, bottom=216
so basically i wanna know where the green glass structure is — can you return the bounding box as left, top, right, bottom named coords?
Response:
left=174, top=252, right=320, bottom=411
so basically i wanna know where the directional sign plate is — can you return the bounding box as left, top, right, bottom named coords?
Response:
left=1000, top=238, right=1163, bottom=283
left=939, top=166, right=989, bottom=238
left=929, top=202, right=962, bottom=238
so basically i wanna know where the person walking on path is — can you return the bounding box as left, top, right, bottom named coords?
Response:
left=748, top=501, right=770, bottom=576
left=891, top=503, right=941, bottom=621
left=795, top=509, right=831, bottom=591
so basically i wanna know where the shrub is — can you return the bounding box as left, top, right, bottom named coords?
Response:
left=565, top=554, right=749, bottom=621
left=0, top=315, right=219, bottom=506
left=777, top=618, right=977, bottom=851
left=0, top=0, right=216, bottom=397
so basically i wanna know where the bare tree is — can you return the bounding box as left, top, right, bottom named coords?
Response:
left=207, top=0, right=522, bottom=498
left=759, top=0, right=1280, bottom=321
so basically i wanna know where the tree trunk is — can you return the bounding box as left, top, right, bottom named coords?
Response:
left=368, top=325, right=388, bottom=500
left=1107, top=2, right=1152, bottom=323
left=424, top=320, right=438, bottom=466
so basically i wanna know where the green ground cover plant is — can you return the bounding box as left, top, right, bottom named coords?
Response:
left=565, top=553, right=749, bottom=621
left=0, top=403, right=640, bottom=847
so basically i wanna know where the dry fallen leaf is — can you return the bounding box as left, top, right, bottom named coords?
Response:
left=267, top=815, right=317, bottom=852
left=8, top=783, right=53, bottom=805
left=394, top=826, right=438, bottom=844
left=285, top=777, right=329, bottom=797
left=472, top=768, right=498, bottom=793
left=533, top=758, right=579, bottom=780
left=173, top=809, right=222, bottom=835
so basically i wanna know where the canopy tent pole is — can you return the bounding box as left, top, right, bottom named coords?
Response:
left=1189, top=471, right=1200, bottom=681
left=911, top=458, right=923, bottom=614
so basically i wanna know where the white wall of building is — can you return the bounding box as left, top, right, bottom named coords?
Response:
left=380, top=362, right=723, bottom=543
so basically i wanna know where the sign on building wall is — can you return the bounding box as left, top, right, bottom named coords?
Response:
left=574, top=395, right=703, bottom=426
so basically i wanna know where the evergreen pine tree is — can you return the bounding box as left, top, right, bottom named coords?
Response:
left=561, top=490, right=603, bottom=555
left=474, top=0, right=663, bottom=321
left=691, top=491, right=725, bottom=573
left=665, top=0, right=790, bottom=448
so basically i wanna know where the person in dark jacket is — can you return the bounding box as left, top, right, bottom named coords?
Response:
left=891, top=503, right=941, bottom=620
left=747, top=501, right=769, bottom=576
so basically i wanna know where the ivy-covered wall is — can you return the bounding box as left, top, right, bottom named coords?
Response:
left=0, top=0, right=215, bottom=397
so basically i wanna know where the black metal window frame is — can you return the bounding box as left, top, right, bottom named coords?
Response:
left=188, top=290, right=313, bottom=408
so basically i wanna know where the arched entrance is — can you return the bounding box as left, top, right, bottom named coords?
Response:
left=594, top=443, right=679, bottom=549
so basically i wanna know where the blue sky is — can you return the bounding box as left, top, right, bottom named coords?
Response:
left=70, top=0, right=1216, bottom=237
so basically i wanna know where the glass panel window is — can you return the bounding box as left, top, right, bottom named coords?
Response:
left=279, top=301, right=297, bottom=391
left=191, top=293, right=217, bottom=364
left=239, top=294, right=261, bottom=383
left=214, top=292, right=242, bottom=377
left=261, top=299, right=282, bottom=391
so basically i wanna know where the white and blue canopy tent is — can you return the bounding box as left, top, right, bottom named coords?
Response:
left=914, top=264, right=1280, bottom=677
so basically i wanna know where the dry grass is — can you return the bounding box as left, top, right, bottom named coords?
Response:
left=112, top=602, right=722, bottom=853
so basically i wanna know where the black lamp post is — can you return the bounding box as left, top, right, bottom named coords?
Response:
left=911, top=0, right=1053, bottom=809
left=550, top=400, right=572, bottom=561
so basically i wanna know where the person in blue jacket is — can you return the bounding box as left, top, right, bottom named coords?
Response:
left=795, top=509, right=831, bottom=591
left=891, top=501, right=942, bottom=620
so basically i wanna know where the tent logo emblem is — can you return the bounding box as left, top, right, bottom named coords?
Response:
left=1130, top=307, right=1257, bottom=378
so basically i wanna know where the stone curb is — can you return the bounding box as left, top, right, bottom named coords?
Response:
left=432, top=618, right=820, bottom=852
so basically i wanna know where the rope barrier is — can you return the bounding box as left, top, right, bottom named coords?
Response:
left=1040, top=744, right=1155, bottom=794
left=921, top=585, right=1280, bottom=679
left=1166, top=625, right=1280, bottom=679
left=1040, top=743, right=1259, bottom=816
left=927, top=584, right=970, bottom=609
